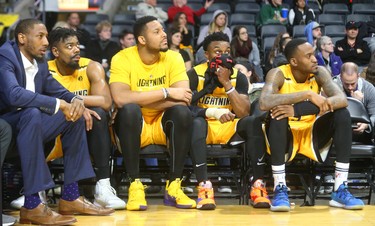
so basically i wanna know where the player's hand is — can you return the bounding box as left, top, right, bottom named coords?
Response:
left=167, top=88, right=192, bottom=105
left=270, top=105, right=294, bottom=120
left=215, top=65, right=231, bottom=86
left=219, top=112, right=236, bottom=123
left=83, top=108, right=101, bottom=131
left=69, top=97, right=85, bottom=121
left=353, top=122, right=368, bottom=134
left=309, top=92, right=333, bottom=115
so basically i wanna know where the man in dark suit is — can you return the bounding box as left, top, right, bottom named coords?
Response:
left=0, top=18, right=113, bottom=225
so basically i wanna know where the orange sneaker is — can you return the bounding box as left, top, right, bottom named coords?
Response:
left=250, top=179, right=271, bottom=208
left=196, top=181, right=216, bottom=210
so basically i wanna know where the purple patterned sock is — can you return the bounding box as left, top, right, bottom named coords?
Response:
left=61, top=182, right=80, bottom=201
left=24, top=193, right=41, bottom=209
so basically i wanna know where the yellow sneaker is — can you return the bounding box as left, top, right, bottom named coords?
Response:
left=127, top=179, right=147, bottom=211
left=197, top=181, right=216, bottom=210
left=164, top=178, right=196, bottom=209
left=250, top=179, right=271, bottom=208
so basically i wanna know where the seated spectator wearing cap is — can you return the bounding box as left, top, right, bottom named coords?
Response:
left=288, top=0, right=315, bottom=26
left=304, top=21, right=323, bottom=49
left=334, top=21, right=371, bottom=72
left=316, top=36, right=343, bottom=77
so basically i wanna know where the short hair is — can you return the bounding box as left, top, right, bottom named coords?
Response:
left=14, top=18, right=44, bottom=44
left=95, top=20, right=112, bottom=34
left=133, top=16, right=157, bottom=44
left=316, top=36, right=331, bottom=52
left=120, top=29, right=134, bottom=39
left=284, top=38, right=308, bottom=62
left=202, top=32, right=230, bottom=51
left=48, top=27, right=78, bottom=49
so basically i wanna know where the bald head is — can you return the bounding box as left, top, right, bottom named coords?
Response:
left=340, top=62, right=359, bottom=94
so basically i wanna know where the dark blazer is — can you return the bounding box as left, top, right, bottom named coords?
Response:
left=0, top=41, right=76, bottom=115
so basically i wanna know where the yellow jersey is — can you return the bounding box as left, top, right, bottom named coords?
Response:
left=110, top=46, right=188, bottom=120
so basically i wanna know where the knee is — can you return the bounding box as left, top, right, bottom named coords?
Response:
left=19, top=108, right=42, bottom=126
left=334, top=108, right=351, bottom=125
left=115, top=104, right=142, bottom=128
left=90, top=107, right=108, bottom=128
left=169, top=105, right=192, bottom=123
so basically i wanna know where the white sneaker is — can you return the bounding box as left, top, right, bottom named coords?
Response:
left=10, top=191, right=47, bottom=210
left=324, top=175, right=334, bottom=194
left=94, top=178, right=126, bottom=210
left=218, top=186, right=232, bottom=193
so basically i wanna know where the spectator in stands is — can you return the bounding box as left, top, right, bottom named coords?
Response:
left=316, top=36, right=343, bottom=77
left=1, top=120, right=16, bottom=226
left=52, top=21, right=69, bottom=30
left=0, top=18, right=114, bottom=225
left=197, top=9, right=232, bottom=46
left=136, top=0, right=168, bottom=26
left=288, top=0, right=315, bottom=26
left=335, top=21, right=371, bottom=72
left=109, top=16, right=196, bottom=211
left=272, top=36, right=292, bottom=68
left=66, top=12, right=91, bottom=51
left=304, top=21, right=323, bottom=49
left=48, top=27, right=126, bottom=209
left=188, top=32, right=271, bottom=210
left=334, top=62, right=375, bottom=144
left=362, top=51, right=375, bottom=85
left=259, top=39, right=364, bottom=212
left=257, top=0, right=287, bottom=26
left=171, top=12, right=193, bottom=50
left=230, top=25, right=253, bottom=64
left=168, top=0, right=214, bottom=25
left=168, top=28, right=192, bottom=71
left=266, top=31, right=291, bottom=73
left=119, top=29, right=135, bottom=49
left=86, top=20, right=121, bottom=76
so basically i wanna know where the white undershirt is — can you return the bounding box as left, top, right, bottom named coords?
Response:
left=21, top=52, right=60, bottom=114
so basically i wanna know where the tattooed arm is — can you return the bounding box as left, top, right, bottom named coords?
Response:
left=259, top=68, right=319, bottom=111
left=314, top=66, right=348, bottom=110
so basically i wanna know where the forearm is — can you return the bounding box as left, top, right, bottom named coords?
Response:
left=260, top=91, right=311, bottom=111
left=326, top=95, right=348, bottom=110
left=144, top=99, right=187, bottom=110
left=112, top=89, right=165, bottom=108
left=82, top=95, right=111, bottom=111
left=228, top=92, right=250, bottom=117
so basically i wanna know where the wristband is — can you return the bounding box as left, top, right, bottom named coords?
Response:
left=162, top=88, right=169, bottom=99
left=225, top=86, right=235, bottom=95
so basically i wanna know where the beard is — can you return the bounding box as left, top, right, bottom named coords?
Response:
left=67, top=61, right=80, bottom=70
left=160, top=46, right=169, bottom=52
left=34, top=55, right=46, bottom=63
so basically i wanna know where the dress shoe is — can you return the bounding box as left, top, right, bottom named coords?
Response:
left=59, top=196, right=115, bottom=215
left=20, top=203, right=77, bottom=225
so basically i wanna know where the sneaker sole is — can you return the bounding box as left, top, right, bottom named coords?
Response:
left=252, top=201, right=271, bottom=208
left=270, top=205, right=291, bottom=212
left=93, top=200, right=126, bottom=210
left=126, top=205, right=147, bottom=211
left=197, top=203, right=216, bottom=210
left=329, top=200, right=364, bottom=210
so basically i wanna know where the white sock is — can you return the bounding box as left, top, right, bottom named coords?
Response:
left=199, top=180, right=212, bottom=188
left=334, top=162, right=349, bottom=191
left=272, top=164, right=286, bottom=190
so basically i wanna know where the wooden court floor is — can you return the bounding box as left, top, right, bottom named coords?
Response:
left=7, top=203, right=375, bottom=226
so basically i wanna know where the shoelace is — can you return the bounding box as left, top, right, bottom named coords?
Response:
left=198, top=187, right=214, bottom=199
left=275, top=186, right=289, bottom=200
left=102, top=184, right=118, bottom=196
left=338, top=186, right=355, bottom=201
left=42, top=203, right=53, bottom=216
